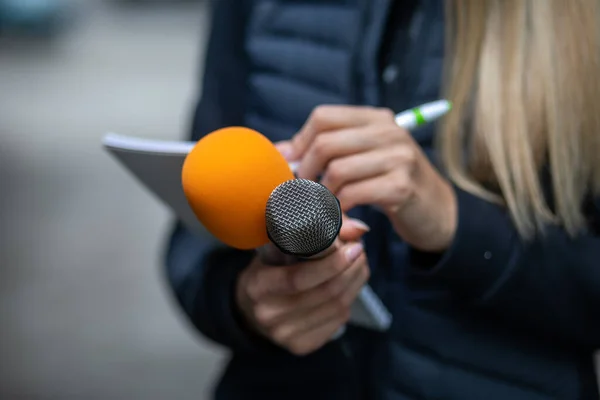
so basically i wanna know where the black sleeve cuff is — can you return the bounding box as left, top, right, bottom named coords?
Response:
left=410, top=186, right=522, bottom=301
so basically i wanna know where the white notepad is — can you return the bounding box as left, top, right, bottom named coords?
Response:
left=102, top=132, right=392, bottom=333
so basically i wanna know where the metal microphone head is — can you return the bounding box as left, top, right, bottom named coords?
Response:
left=265, top=179, right=342, bottom=258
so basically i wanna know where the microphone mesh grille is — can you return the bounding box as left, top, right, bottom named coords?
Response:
left=265, top=179, right=341, bottom=257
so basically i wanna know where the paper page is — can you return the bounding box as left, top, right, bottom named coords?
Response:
left=102, top=133, right=206, bottom=234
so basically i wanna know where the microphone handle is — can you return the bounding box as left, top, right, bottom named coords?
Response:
left=256, top=243, right=298, bottom=266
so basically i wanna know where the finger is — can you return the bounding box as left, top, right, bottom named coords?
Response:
left=253, top=253, right=364, bottom=328
left=339, top=215, right=370, bottom=242
left=272, top=302, right=344, bottom=347
left=336, top=172, right=414, bottom=212
left=248, top=266, right=297, bottom=300
left=338, top=257, right=370, bottom=307
left=256, top=243, right=298, bottom=266
left=286, top=255, right=369, bottom=337
left=285, top=314, right=349, bottom=356
left=277, top=258, right=369, bottom=355
left=288, top=241, right=364, bottom=292
left=296, top=126, right=384, bottom=181
left=319, top=149, right=391, bottom=194
left=291, top=106, right=393, bottom=161
left=252, top=241, right=363, bottom=296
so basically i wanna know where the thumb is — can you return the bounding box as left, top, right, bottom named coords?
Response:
left=339, top=216, right=370, bottom=242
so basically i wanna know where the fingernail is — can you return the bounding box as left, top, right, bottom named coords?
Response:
left=289, top=161, right=299, bottom=174
left=348, top=218, right=370, bottom=232
left=345, top=242, right=364, bottom=263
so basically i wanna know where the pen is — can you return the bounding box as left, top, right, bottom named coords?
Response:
left=288, top=99, right=452, bottom=173
left=394, top=99, right=452, bottom=129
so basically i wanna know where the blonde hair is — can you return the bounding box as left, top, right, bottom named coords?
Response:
left=440, top=0, right=600, bottom=239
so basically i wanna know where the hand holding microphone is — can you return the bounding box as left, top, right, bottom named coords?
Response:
left=181, top=127, right=372, bottom=355
left=235, top=179, right=372, bottom=353
left=237, top=178, right=372, bottom=354
left=235, top=219, right=369, bottom=355
left=237, top=179, right=369, bottom=355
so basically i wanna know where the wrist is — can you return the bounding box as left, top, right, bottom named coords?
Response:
left=433, top=180, right=458, bottom=251
left=393, top=178, right=457, bottom=253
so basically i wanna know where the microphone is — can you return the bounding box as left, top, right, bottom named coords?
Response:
left=265, top=178, right=390, bottom=339
left=265, top=178, right=341, bottom=260
left=181, top=127, right=391, bottom=335
left=264, top=178, right=346, bottom=337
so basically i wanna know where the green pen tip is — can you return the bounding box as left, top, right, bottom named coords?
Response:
left=446, top=100, right=453, bottom=110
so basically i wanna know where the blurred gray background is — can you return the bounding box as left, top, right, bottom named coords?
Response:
left=0, top=0, right=226, bottom=399
left=1, top=1, right=598, bottom=399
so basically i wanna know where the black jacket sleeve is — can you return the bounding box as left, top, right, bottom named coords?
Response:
left=411, top=187, right=600, bottom=349
left=163, top=0, right=279, bottom=354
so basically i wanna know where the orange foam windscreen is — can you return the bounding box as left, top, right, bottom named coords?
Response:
left=181, top=127, right=295, bottom=250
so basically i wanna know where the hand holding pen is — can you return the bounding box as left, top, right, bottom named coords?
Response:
left=280, top=100, right=456, bottom=253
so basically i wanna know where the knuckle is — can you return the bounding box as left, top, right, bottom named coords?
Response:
left=253, top=305, right=276, bottom=327
left=362, top=264, right=371, bottom=281
left=341, top=293, right=354, bottom=308
left=402, top=146, right=418, bottom=164
left=375, top=129, right=394, bottom=146
left=391, top=185, right=410, bottom=203
left=406, top=160, right=419, bottom=178
left=312, top=135, right=330, bottom=158
left=245, top=280, right=262, bottom=302
left=381, top=126, right=399, bottom=142
left=287, top=272, right=302, bottom=292
left=324, top=278, right=344, bottom=298
left=271, top=325, right=294, bottom=344
left=393, top=178, right=414, bottom=200
left=384, top=150, right=401, bottom=171
left=384, top=173, right=413, bottom=203
left=335, top=296, right=351, bottom=312
left=310, top=105, right=330, bottom=125
left=288, top=341, right=313, bottom=356
left=387, top=146, right=416, bottom=168
left=325, top=160, right=344, bottom=183
left=401, top=151, right=420, bottom=178
left=278, top=268, right=299, bottom=293
left=377, top=107, right=395, bottom=121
